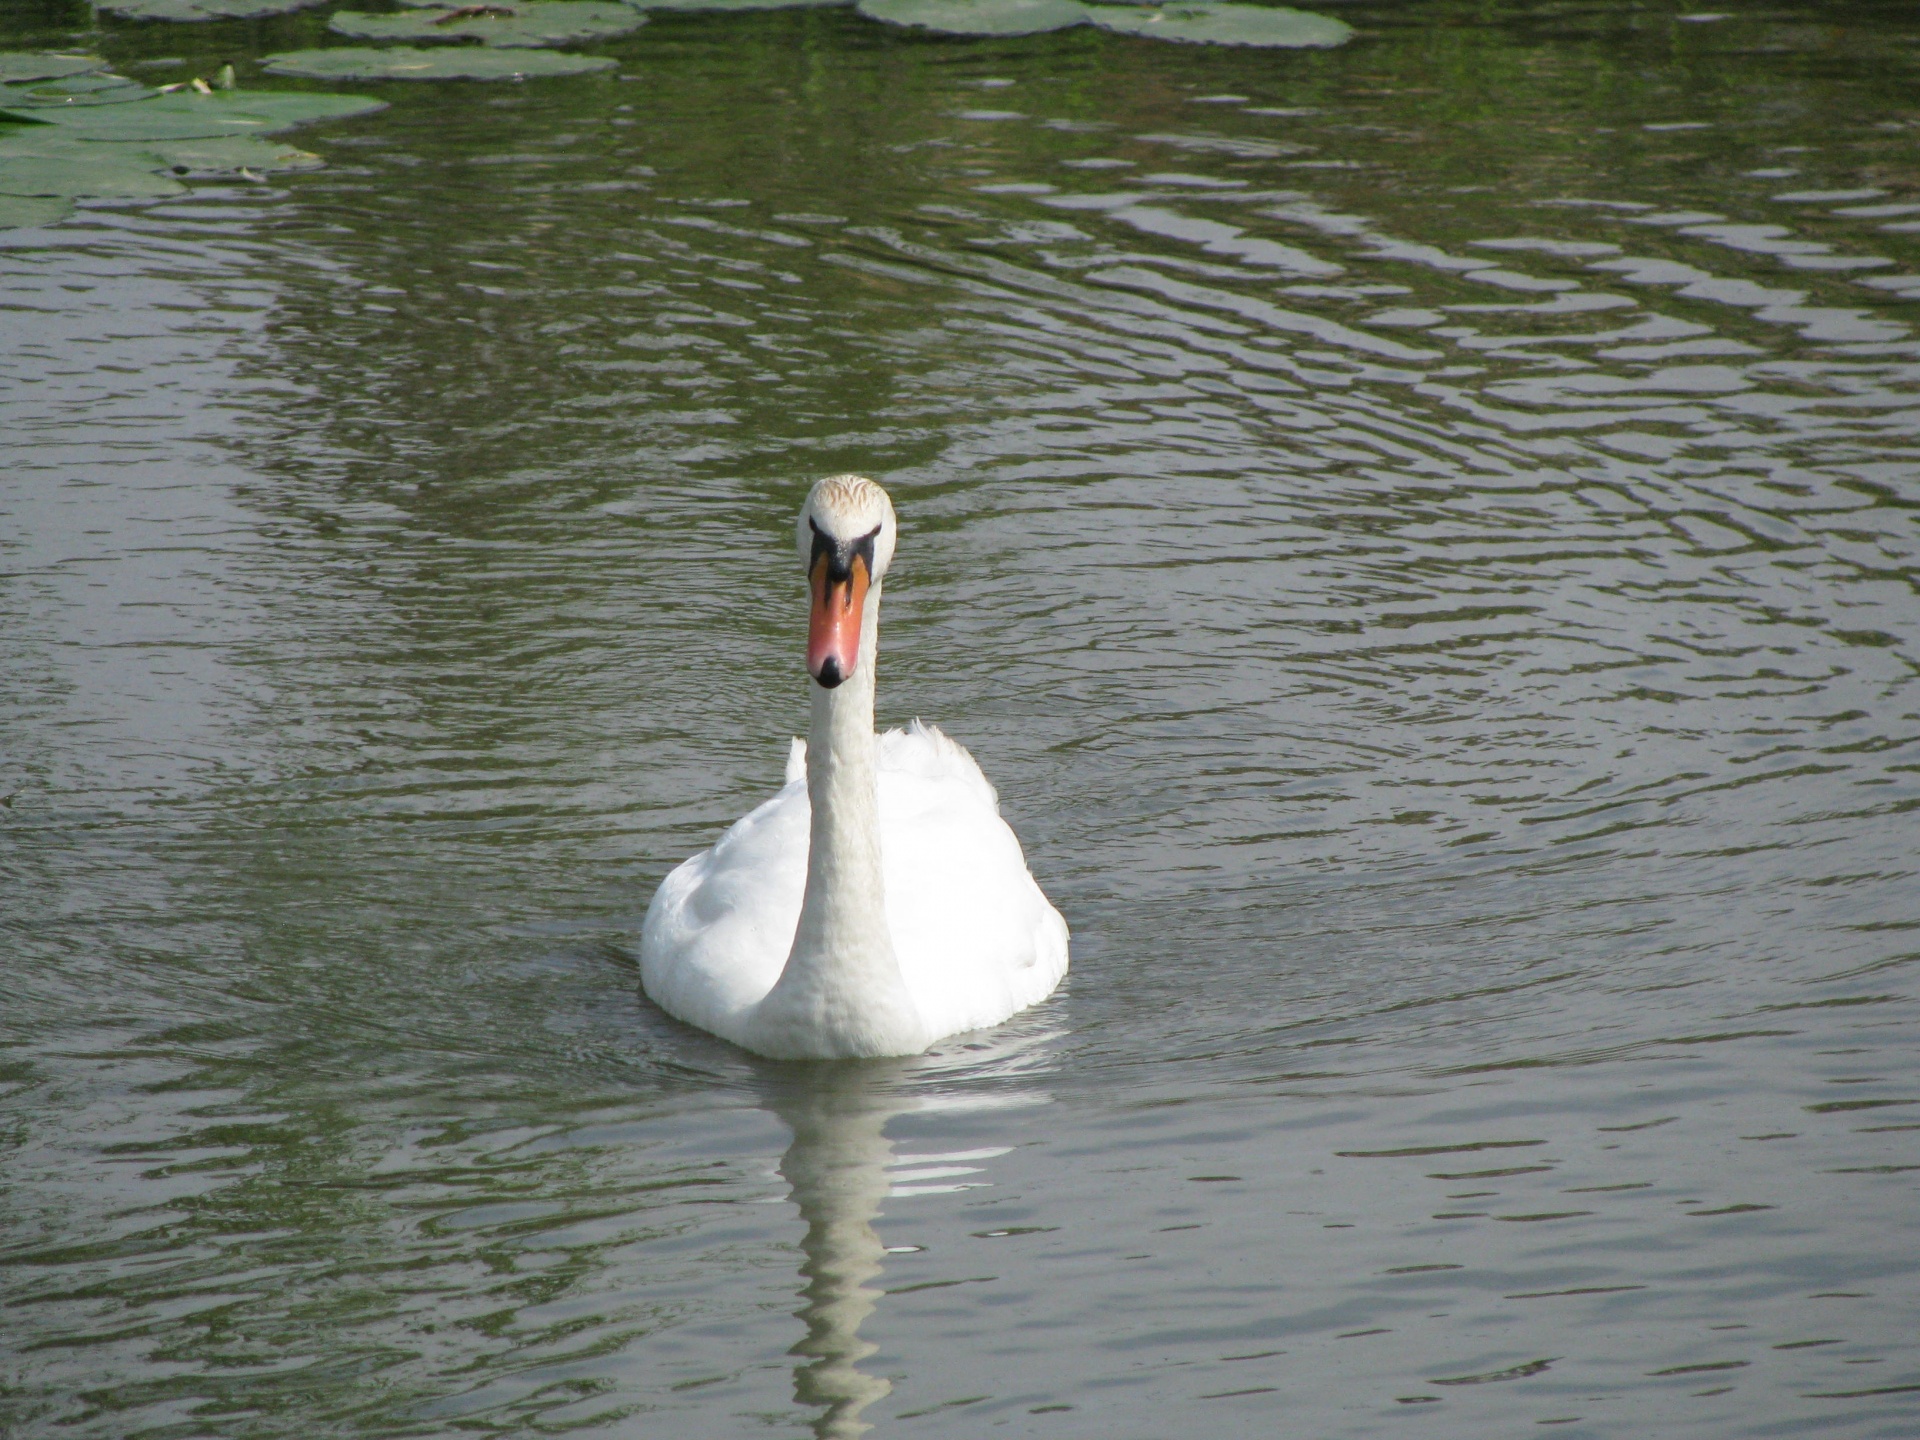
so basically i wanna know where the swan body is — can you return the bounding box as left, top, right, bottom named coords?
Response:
left=642, top=723, right=1068, bottom=1056
left=640, top=476, right=1069, bottom=1059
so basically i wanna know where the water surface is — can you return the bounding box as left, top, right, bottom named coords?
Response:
left=4, top=1, right=1919, bottom=1435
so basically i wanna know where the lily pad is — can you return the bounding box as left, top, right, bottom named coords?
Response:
left=102, top=0, right=332, bottom=19
left=0, top=193, right=72, bottom=227
left=1085, top=2, right=1351, bottom=46
left=141, top=134, right=326, bottom=174
left=0, top=53, right=107, bottom=84
left=0, top=83, right=372, bottom=233
left=1, top=104, right=246, bottom=140
left=331, top=2, right=645, bottom=47
left=262, top=45, right=619, bottom=80
left=0, top=74, right=156, bottom=107
left=0, top=150, right=187, bottom=198
left=8, top=89, right=386, bottom=140
left=628, top=0, right=848, bottom=10
left=858, top=0, right=1087, bottom=34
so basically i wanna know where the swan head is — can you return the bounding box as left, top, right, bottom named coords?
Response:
left=797, top=474, right=896, bottom=690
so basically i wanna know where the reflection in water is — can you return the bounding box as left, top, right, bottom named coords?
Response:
left=761, top=1058, right=1040, bottom=1437
left=765, top=1065, right=904, bottom=1440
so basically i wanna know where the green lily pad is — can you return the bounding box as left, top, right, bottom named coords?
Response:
left=102, top=0, right=332, bottom=19
left=0, top=150, right=187, bottom=197
left=1085, top=2, right=1351, bottom=46
left=858, top=0, right=1087, bottom=34
left=331, top=2, right=645, bottom=47
left=9, top=89, right=385, bottom=140
left=262, top=45, right=619, bottom=80
left=0, top=53, right=107, bottom=84
left=0, top=129, right=86, bottom=158
left=628, top=0, right=848, bottom=11
left=0, top=74, right=156, bottom=107
left=0, top=83, right=370, bottom=230
left=141, top=133, right=325, bottom=173
left=1, top=104, right=244, bottom=140
left=0, top=193, right=73, bottom=227
left=29, top=72, right=147, bottom=93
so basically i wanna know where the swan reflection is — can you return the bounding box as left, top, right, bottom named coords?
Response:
left=760, top=1058, right=1043, bottom=1439
left=764, top=1064, right=903, bottom=1439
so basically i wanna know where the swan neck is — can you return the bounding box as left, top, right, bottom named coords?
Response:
left=806, top=579, right=882, bottom=926
left=751, top=585, right=924, bottom=1058
left=811, top=623, right=879, bottom=819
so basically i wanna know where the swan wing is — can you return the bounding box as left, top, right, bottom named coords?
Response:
left=640, top=772, right=807, bottom=1044
left=878, top=722, right=1070, bottom=1036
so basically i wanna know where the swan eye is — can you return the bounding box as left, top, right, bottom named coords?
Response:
left=808, top=519, right=882, bottom=582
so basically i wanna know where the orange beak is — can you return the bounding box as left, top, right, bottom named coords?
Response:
left=808, top=550, right=869, bottom=688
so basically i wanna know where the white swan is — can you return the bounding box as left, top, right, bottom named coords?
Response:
left=640, top=475, right=1069, bottom=1059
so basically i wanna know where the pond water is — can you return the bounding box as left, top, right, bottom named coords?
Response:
left=4, top=1, right=1920, bottom=1436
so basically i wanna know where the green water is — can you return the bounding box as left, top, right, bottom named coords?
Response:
left=3, top=2, right=1919, bottom=1436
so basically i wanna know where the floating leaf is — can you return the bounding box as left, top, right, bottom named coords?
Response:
left=102, top=0, right=332, bottom=18
left=0, top=74, right=156, bottom=108
left=11, top=89, right=385, bottom=140
left=0, top=84, right=370, bottom=232
left=628, top=0, right=849, bottom=11
left=0, top=129, right=100, bottom=160
left=0, top=150, right=187, bottom=198
left=141, top=134, right=326, bottom=174
left=262, top=45, right=619, bottom=80
left=331, top=2, right=645, bottom=47
left=1085, top=2, right=1352, bottom=46
left=859, top=0, right=1086, bottom=34
left=0, top=53, right=107, bottom=84
left=0, top=193, right=72, bottom=227
left=2, top=104, right=244, bottom=140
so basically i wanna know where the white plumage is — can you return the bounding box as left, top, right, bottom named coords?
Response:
left=641, top=720, right=1070, bottom=1053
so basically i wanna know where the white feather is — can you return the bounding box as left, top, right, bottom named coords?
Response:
left=641, top=720, right=1069, bottom=1049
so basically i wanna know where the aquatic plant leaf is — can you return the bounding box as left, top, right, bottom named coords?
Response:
left=262, top=45, right=619, bottom=79
left=148, top=90, right=388, bottom=130
left=2, top=105, right=245, bottom=139
left=858, top=0, right=1086, bottom=34
left=0, top=53, right=107, bottom=84
left=0, top=128, right=104, bottom=159
left=330, top=2, right=645, bottom=48
left=1085, top=2, right=1351, bottom=46
left=627, top=0, right=849, bottom=11
left=27, top=73, right=148, bottom=94
left=0, top=74, right=155, bottom=107
left=0, top=150, right=187, bottom=198
left=0, top=193, right=72, bottom=228
left=13, top=89, right=384, bottom=141
left=141, top=134, right=326, bottom=174
left=1, top=85, right=374, bottom=214
left=102, top=0, right=332, bottom=19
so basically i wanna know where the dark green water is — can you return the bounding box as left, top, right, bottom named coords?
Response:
left=4, top=1, right=1919, bottom=1435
